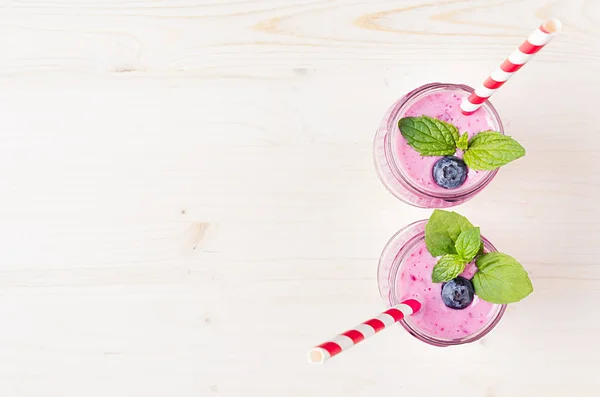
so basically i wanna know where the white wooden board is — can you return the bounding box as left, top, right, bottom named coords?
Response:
left=0, top=0, right=598, bottom=396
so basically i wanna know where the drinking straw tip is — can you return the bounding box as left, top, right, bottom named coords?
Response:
left=543, top=18, right=562, bottom=34
left=461, top=18, right=561, bottom=113
left=307, top=348, right=326, bottom=364
left=307, top=300, right=421, bottom=364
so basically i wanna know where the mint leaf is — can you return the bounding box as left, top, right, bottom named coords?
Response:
left=473, top=252, right=533, bottom=304
left=398, top=116, right=458, bottom=156
left=463, top=131, right=526, bottom=171
left=425, top=210, right=475, bottom=257
left=456, top=132, right=469, bottom=151
left=432, top=254, right=466, bottom=283
left=455, top=227, right=481, bottom=263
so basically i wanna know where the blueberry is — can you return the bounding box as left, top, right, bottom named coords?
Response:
left=441, top=276, right=475, bottom=310
left=432, top=156, right=468, bottom=189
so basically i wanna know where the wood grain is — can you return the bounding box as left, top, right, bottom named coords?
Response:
left=0, top=0, right=599, bottom=396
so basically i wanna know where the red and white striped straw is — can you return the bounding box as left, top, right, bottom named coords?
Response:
left=460, top=18, right=562, bottom=115
left=307, top=299, right=421, bottom=364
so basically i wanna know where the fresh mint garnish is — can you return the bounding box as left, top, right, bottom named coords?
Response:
left=456, top=132, right=469, bottom=151
left=432, top=254, right=466, bottom=283
left=425, top=210, right=533, bottom=304
left=455, top=227, right=481, bottom=263
left=398, top=116, right=525, bottom=171
left=463, top=131, right=526, bottom=171
left=472, top=253, right=533, bottom=304
left=398, top=116, right=459, bottom=156
left=431, top=227, right=481, bottom=283
left=425, top=209, right=474, bottom=257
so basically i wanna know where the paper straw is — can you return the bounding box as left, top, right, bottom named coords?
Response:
left=461, top=18, right=562, bottom=115
left=307, top=299, right=421, bottom=364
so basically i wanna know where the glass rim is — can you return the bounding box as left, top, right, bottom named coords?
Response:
left=385, top=82, right=504, bottom=200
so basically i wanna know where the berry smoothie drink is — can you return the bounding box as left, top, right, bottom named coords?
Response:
left=373, top=83, right=505, bottom=208
left=377, top=220, right=507, bottom=346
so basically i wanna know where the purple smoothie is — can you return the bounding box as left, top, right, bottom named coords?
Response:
left=377, top=220, right=506, bottom=346
left=373, top=83, right=504, bottom=208
left=397, top=239, right=496, bottom=340
left=395, top=90, right=495, bottom=194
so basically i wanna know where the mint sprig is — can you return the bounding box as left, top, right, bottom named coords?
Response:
left=425, top=210, right=474, bottom=256
left=425, top=210, right=533, bottom=305
left=472, top=253, right=533, bottom=304
left=399, top=116, right=525, bottom=171
left=432, top=254, right=465, bottom=283
left=456, top=132, right=469, bottom=151
left=399, top=116, right=458, bottom=156
left=429, top=221, right=480, bottom=283
left=463, top=131, right=526, bottom=170
left=455, top=227, right=481, bottom=263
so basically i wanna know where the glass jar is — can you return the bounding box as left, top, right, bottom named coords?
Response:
left=373, top=83, right=504, bottom=208
left=377, top=220, right=507, bottom=346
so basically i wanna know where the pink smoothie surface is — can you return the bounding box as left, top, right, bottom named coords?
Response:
left=395, top=89, right=497, bottom=193
left=396, top=239, right=497, bottom=339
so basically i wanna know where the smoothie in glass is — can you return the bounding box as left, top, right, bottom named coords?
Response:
left=373, top=83, right=504, bottom=208
left=377, top=220, right=506, bottom=346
